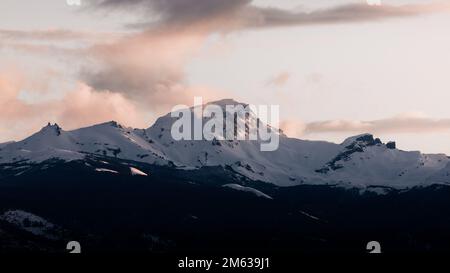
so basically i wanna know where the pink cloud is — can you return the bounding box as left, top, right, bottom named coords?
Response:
left=266, top=71, right=290, bottom=87
left=279, top=112, right=450, bottom=139
left=0, top=70, right=147, bottom=142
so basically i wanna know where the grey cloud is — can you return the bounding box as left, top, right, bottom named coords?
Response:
left=87, top=0, right=450, bottom=30
left=80, top=64, right=184, bottom=103
left=78, top=28, right=211, bottom=109
left=0, top=29, right=121, bottom=42
left=242, top=3, right=441, bottom=28
left=305, top=115, right=450, bottom=135
left=90, top=0, right=250, bottom=29
left=79, top=0, right=450, bottom=110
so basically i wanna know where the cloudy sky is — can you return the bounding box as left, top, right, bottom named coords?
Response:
left=1, top=0, right=450, bottom=153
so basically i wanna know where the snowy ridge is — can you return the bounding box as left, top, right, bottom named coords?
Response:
left=95, top=168, right=119, bottom=174
left=318, top=134, right=449, bottom=188
left=1, top=99, right=450, bottom=190
left=0, top=121, right=169, bottom=166
left=223, top=184, right=273, bottom=199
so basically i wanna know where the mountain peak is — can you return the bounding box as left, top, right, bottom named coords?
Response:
left=40, top=123, right=62, bottom=136
left=341, top=133, right=380, bottom=147
left=207, top=99, right=244, bottom=107
left=44, top=122, right=60, bottom=128
left=98, top=121, right=123, bottom=128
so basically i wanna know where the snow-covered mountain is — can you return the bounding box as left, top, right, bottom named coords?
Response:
left=316, top=134, right=449, bottom=188
left=1, top=99, right=449, bottom=189
left=0, top=121, right=168, bottom=165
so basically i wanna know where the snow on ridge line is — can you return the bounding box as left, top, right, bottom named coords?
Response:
left=95, top=168, right=119, bottom=174
left=222, top=184, right=273, bottom=199
left=130, top=167, right=148, bottom=176
left=299, top=210, right=321, bottom=221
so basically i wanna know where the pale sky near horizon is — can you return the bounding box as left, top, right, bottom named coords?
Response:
left=1, top=0, right=450, bottom=154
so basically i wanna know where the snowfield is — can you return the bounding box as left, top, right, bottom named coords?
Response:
left=130, top=167, right=148, bottom=176
left=0, top=210, right=60, bottom=240
left=1, top=99, right=450, bottom=190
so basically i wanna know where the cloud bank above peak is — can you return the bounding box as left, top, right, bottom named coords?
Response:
left=78, top=0, right=450, bottom=108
